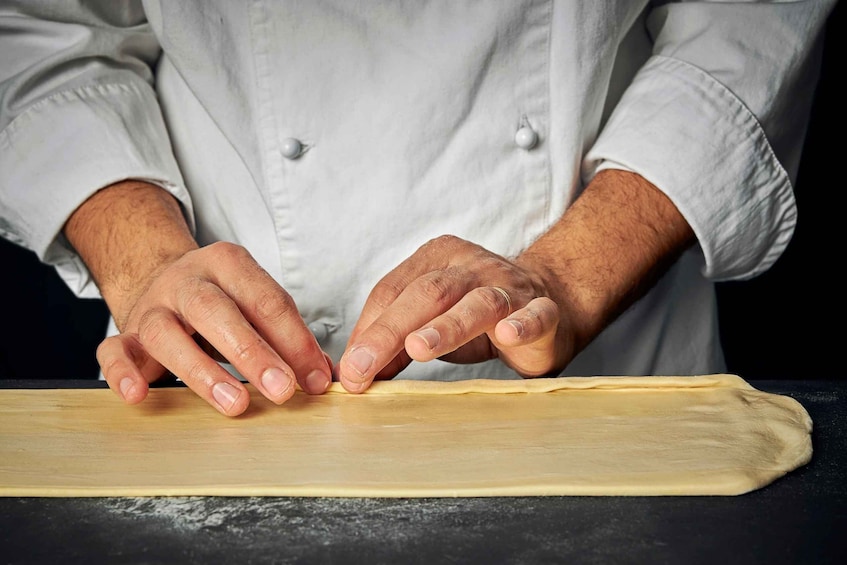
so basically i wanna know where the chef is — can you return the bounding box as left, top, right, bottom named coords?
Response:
left=0, top=1, right=835, bottom=415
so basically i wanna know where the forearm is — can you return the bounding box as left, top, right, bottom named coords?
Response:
left=63, top=180, right=198, bottom=330
left=517, top=169, right=695, bottom=356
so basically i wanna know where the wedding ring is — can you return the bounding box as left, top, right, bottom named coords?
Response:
left=491, top=286, right=513, bottom=317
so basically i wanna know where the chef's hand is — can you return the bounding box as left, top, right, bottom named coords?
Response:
left=338, top=235, right=574, bottom=393
left=338, top=170, right=695, bottom=393
left=96, top=243, right=334, bottom=415
left=65, top=181, right=332, bottom=416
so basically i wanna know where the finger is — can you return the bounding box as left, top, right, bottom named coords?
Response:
left=204, top=243, right=332, bottom=395
left=97, top=333, right=167, bottom=405
left=345, top=267, right=428, bottom=350
left=136, top=306, right=251, bottom=416
left=339, top=268, right=470, bottom=392
left=171, top=277, right=299, bottom=403
left=345, top=236, right=462, bottom=348
left=437, top=334, right=498, bottom=365
left=405, top=285, right=513, bottom=362
left=332, top=350, right=412, bottom=383
left=493, top=296, right=561, bottom=377
left=373, top=350, right=413, bottom=381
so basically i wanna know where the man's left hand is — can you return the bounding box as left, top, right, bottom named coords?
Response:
left=338, top=235, right=571, bottom=393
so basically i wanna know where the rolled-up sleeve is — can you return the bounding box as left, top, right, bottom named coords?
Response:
left=0, top=1, right=192, bottom=297
left=584, top=1, right=836, bottom=281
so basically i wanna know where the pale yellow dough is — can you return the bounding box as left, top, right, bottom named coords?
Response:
left=0, top=374, right=812, bottom=497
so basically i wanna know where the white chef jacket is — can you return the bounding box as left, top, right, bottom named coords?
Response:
left=0, top=1, right=835, bottom=381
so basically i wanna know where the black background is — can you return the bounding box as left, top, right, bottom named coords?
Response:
left=1, top=3, right=843, bottom=381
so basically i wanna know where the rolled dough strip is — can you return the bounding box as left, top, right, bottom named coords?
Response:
left=0, top=374, right=812, bottom=497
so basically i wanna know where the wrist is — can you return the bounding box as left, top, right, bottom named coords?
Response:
left=63, top=179, right=198, bottom=330
left=514, top=250, right=598, bottom=356
left=517, top=169, right=695, bottom=358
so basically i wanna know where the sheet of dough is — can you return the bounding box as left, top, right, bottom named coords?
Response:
left=0, top=374, right=812, bottom=497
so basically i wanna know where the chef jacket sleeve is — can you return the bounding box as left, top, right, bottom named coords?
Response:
left=0, top=1, right=192, bottom=298
left=584, top=1, right=837, bottom=282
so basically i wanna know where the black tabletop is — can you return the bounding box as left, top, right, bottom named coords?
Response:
left=1, top=379, right=844, bottom=565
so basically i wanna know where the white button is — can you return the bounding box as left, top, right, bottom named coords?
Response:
left=281, top=138, right=303, bottom=159
left=514, top=127, right=538, bottom=150
left=308, top=321, right=329, bottom=342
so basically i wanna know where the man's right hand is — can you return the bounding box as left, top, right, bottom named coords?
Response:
left=64, top=181, right=331, bottom=416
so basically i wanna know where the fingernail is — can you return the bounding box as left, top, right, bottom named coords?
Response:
left=119, top=377, right=135, bottom=399
left=347, top=347, right=374, bottom=378
left=261, top=367, right=294, bottom=397
left=305, top=369, right=331, bottom=394
left=414, top=327, right=441, bottom=350
left=212, top=381, right=241, bottom=411
left=507, top=319, right=524, bottom=337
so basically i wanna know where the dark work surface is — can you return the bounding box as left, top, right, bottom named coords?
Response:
left=1, top=379, right=844, bottom=565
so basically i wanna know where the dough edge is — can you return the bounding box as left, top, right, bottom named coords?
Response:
left=326, top=373, right=754, bottom=395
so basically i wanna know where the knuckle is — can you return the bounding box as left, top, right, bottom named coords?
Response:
left=420, top=234, right=462, bottom=257
left=203, top=241, right=257, bottom=272
left=369, top=318, right=407, bottom=347
left=435, top=233, right=465, bottom=249
left=96, top=340, right=122, bottom=374
left=433, top=234, right=461, bottom=248
left=417, top=272, right=454, bottom=307
left=137, top=309, right=173, bottom=349
left=520, top=308, right=544, bottom=333
left=253, top=289, right=295, bottom=325
left=206, top=240, right=248, bottom=261
left=525, top=297, right=558, bottom=326
left=95, top=337, right=114, bottom=362
left=231, top=336, right=265, bottom=365
left=484, top=255, right=520, bottom=282
left=479, top=287, right=510, bottom=317
left=369, top=278, right=405, bottom=311
left=441, top=312, right=469, bottom=339
left=101, top=356, right=125, bottom=379
left=477, top=254, right=502, bottom=269
left=180, top=284, right=224, bottom=325
left=184, top=359, right=210, bottom=386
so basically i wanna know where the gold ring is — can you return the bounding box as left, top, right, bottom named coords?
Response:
left=491, top=286, right=513, bottom=317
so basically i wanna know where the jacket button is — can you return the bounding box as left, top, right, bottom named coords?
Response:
left=514, top=126, right=538, bottom=150
left=308, top=321, right=330, bottom=343
left=281, top=138, right=303, bottom=159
